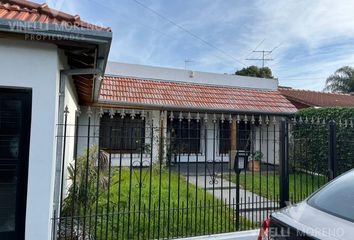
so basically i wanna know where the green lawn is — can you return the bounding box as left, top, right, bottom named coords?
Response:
left=62, top=147, right=255, bottom=239
left=79, top=167, right=253, bottom=239
left=225, top=171, right=327, bottom=201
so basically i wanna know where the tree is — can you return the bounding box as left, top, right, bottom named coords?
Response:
left=324, top=66, right=354, bottom=93
left=235, top=65, right=274, bottom=78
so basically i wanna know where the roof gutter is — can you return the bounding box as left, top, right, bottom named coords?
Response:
left=0, top=18, right=112, bottom=43
left=96, top=99, right=297, bottom=116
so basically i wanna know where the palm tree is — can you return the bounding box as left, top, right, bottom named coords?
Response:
left=324, top=66, right=354, bottom=93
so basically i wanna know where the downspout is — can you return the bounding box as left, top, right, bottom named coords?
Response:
left=53, top=71, right=66, bottom=219
left=159, top=112, right=164, bottom=163
left=159, top=110, right=166, bottom=163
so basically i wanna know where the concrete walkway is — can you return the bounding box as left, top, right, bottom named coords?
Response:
left=179, top=230, right=259, bottom=240
left=186, top=174, right=278, bottom=224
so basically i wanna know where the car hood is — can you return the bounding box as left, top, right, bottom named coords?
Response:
left=271, top=201, right=354, bottom=240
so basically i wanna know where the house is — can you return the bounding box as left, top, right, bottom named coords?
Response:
left=0, top=0, right=112, bottom=239
left=76, top=62, right=297, bottom=169
left=279, top=87, right=354, bottom=109
left=0, top=1, right=297, bottom=240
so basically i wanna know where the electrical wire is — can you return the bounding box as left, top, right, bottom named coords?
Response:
left=244, top=38, right=265, bottom=58
left=132, top=0, right=247, bottom=67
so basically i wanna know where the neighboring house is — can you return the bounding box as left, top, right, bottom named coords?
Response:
left=0, top=1, right=112, bottom=240
left=279, top=87, right=354, bottom=109
left=77, top=62, right=297, bottom=168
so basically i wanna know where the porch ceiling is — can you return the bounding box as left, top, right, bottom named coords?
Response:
left=98, top=76, right=298, bottom=115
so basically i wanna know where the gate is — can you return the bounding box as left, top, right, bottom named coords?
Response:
left=52, top=108, right=354, bottom=239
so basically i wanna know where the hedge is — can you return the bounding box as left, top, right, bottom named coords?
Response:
left=292, top=108, right=354, bottom=176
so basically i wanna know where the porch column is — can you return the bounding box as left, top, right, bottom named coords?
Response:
left=159, top=110, right=167, bottom=163
left=151, top=110, right=161, bottom=163
left=230, top=115, right=237, bottom=169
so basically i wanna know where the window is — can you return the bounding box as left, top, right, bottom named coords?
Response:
left=219, top=121, right=230, bottom=154
left=168, top=119, right=201, bottom=154
left=99, top=113, right=145, bottom=153
left=218, top=120, right=251, bottom=154
left=237, top=121, right=251, bottom=152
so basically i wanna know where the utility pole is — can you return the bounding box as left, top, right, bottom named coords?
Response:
left=246, top=50, right=273, bottom=68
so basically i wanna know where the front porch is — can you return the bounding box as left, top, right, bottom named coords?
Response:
left=54, top=105, right=293, bottom=239
left=76, top=106, right=282, bottom=168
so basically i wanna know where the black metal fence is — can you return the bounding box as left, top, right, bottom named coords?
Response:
left=52, top=109, right=354, bottom=239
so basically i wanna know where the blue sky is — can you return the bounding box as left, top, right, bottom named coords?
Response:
left=38, top=0, right=354, bottom=90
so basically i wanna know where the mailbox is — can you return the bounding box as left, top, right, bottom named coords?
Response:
left=235, top=151, right=248, bottom=172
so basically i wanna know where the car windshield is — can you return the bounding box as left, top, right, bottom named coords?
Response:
left=308, top=169, right=354, bottom=222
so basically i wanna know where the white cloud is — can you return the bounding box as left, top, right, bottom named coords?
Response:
left=237, top=0, right=354, bottom=89
left=248, top=0, right=354, bottom=45
left=37, top=0, right=354, bottom=90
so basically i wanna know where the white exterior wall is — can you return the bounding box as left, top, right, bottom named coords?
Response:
left=77, top=106, right=101, bottom=156
left=60, top=50, right=80, bottom=195
left=77, top=108, right=283, bottom=167
left=0, top=39, right=60, bottom=240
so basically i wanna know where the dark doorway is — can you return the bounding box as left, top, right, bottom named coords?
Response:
left=0, top=88, right=31, bottom=240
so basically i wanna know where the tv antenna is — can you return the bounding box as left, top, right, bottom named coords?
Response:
left=246, top=50, right=274, bottom=68
left=184, top=59, right=194, bottom=70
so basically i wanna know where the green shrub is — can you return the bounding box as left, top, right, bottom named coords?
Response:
left=292, top=108, right=354, bottom=176
left=62, top=145, right=109, bottom=216
left=61, top=147, right=252, bottom=239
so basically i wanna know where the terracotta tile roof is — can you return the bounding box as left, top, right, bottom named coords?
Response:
left=99, top=76, right=298, bottom=114
left=0, top=0, right=111, bottom=31
left=279, top=87, right=354, bottom=108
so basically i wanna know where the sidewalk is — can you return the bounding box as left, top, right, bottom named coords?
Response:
left=178, top=230, right=259, bottom=240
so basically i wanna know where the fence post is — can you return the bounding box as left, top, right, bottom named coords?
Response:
left=52, top=209, right=57, bottom=240
left=235, top=161, right=240, bottom=231
left=328, top=120, right=337, bottom=180
left=279, top=119, right=289, bottom=208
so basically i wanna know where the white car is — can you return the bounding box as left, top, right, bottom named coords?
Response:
left=258, top=169, right=354, bottom=240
